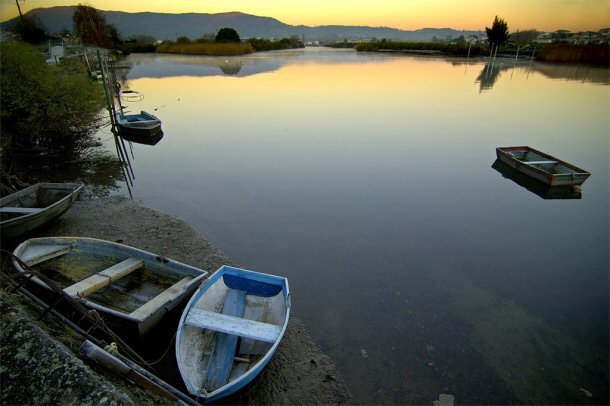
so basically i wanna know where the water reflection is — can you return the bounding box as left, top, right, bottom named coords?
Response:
left=108, top=49, right=609, bottom=404
left=119, top=130, right=164, bottom=146
left=13, top=143, right=125, bottom=198
left=491, top=159, right=583, bottom=199
left=474, top=59, right=609, bottom=91
left=476, top=62, right=503, bottom=91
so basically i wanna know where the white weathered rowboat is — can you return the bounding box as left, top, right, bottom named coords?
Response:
left=115, top=110, right=162, bottom=137
left=0, top=183, right=83, bottom=239
left=496, top=146, right=591, bottom=186
left=13, top=237, right=208, bottom=337
left=176, top=265, right=290, bottom=402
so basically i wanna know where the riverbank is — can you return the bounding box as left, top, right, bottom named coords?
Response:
left=352, top=42, right=609, bottom=65
left=0, top=196, right=351, bottom=405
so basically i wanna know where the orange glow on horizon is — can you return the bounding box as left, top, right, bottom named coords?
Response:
left=1, top=0, right=608, bottom=32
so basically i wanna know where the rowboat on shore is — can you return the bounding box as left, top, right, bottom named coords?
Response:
left=0, top=183, right=83, bottom=239
left=176, top=265, right=290, bottom=403
left=496, top=146, right=591, bottom=187
left=115, top=110, right=162, bottom=138
left=13, top=237, right=208, bottom=337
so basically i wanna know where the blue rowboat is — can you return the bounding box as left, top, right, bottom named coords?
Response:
left=0, top=183, right=83, bottom=239
left=176, top=265, right=290, bottom=403
left=115, top=110, right=162, bottom=138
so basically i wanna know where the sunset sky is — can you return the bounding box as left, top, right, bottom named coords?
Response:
left=1, top=0, right=609, bottom=31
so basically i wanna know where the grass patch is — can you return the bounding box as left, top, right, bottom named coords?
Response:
left=156, top=42, right=254, bottom=56
left=536, top=44, right=609, bottom=66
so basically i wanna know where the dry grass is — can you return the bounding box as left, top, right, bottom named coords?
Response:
left=156, top=42, right=254, bottom=56
left=537, top=45, right=609, bottom=66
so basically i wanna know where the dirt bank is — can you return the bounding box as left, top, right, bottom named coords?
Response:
left=1, top=196, right=351, bottom=405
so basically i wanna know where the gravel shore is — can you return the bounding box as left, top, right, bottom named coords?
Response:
left=1, top=196, right=351, bottom=405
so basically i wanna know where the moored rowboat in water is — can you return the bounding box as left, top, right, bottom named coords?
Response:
left=12, top=237, right=208, bottom=337
left=115, top=110, right=162, bottom=138
left=496, top=146, right=591, bottom=187
left=0, top=183, right=83, bottom=239
left=176, top=265, right=290, bottom=403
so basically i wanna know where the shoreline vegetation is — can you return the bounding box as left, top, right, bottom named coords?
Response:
left=154, top=37, right=305, bottom=56
left=341, top=41, right=609, bottom=66
left=156, top=41, right=254, bottom=55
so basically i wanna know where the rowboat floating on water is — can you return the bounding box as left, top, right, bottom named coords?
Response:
left=496, top=146, right=591, bottom=187
left=115, top=110, right=162, bottom=138
left=13, top=237, right=208, bottom=337
left=176, top=265, right=290, bottom=403
left=0, top=183, right=83, bottom=239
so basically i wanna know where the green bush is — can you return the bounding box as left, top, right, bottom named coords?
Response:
left=0, top=41, right=104, bottom=158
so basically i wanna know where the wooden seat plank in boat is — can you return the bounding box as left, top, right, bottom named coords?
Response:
left=0, top=207, right=45, bottom=214
left=203, top=289, right=248, bottom=390
left=129, top=276, right=193, bottom=320
left=185, top=306, right=282, bottom=344
left=524, top=160, right=558, bottom=165
left=64, top=257, right=144, bottom=298
left=24, top=245, right=71, bottom=266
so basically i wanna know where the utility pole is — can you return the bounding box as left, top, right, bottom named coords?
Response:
left=15, top=0, right=24, bottom=19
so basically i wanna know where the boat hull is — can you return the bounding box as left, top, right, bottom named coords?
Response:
left=496, top=146, right=591, bottom=186
left=13, top=237, right=208, bottom=337
left=0, top=183, right=83, bottom=240
left=492, top=159, right=583, bottom=200
left=176, top=265, right=290, bottom=403
left=116, top=111, right=162, bottom=138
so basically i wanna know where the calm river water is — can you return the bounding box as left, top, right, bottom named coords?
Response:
left=109, top=48, right=608, bottom=404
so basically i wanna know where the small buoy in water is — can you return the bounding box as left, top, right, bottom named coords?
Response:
left=572, top=185, right=583, bottom=194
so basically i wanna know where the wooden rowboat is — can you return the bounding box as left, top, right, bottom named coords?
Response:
left=13, top=237, right=208, bottom=337
left=176, top=265, right=290, bottom=402
left=496, top=146, right=591, bottom=187
left=115, top=110, right=162, bottom=138
left=0, top=183, right=83, bottom=239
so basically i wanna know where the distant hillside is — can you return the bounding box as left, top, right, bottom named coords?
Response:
left=2, top=6, right=482, bottom=42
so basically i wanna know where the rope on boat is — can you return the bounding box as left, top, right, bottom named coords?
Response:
left=0, top=249, right=151, bottom=369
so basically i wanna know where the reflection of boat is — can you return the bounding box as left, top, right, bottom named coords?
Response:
left=0, top=183, right=83, bottom=239
left=119, top=129, right=164, bottom=146
left=119, top=89, right=144, bottom=102
left=176, top=265, right=290, bottom=403
left=496, top=146, right=590, bottom=186
left=492, top=159, right=582, bottom=199
left=13, top=237, right=208, bottom=337
left=115, top=111, right=162, bottom=138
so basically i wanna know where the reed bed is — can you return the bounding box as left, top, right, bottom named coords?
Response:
left=536, top=45, right=609, bottom=66
left=156, top=42, right=254, bottom=56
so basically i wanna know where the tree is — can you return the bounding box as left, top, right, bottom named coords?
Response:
left=215, top=27, right=240, bottom=43
left=73, top=5, right=112, bottom=47
left=12, top=14, right=47, bottom=43
left=485, top=16, right=510, bottom=46
left=0, top=41, right=104, bottom=157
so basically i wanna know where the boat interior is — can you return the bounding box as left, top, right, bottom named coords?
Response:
left=0, top=186, right=73, bottom=220
left=22, top=244, right=193, bottom=318
left=179, top=275, right=286, bottom=394
left=505, top=149, right=576, bottom=175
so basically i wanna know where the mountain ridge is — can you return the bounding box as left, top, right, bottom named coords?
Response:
left=3, top=6, right=482, bottom=42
